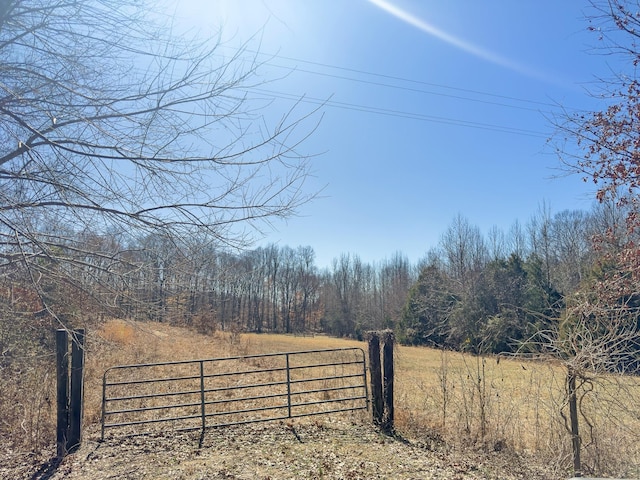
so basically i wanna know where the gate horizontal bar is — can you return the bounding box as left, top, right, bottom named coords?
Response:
left=292, top=394, right=368, bottom=409
left=291, top=384, right=365, bottom=396
left=204, top=392, right=288, bottom=406
left=104, top=412, right=201, bottom=428
left=203, top=380, right=288, bottom=394
left=106, top=388, right=201, bottom=402
left=105, top=399, right=202, bottom=415
left=288, top=360, right=364, bottom=370
left=204, top=403, right=288, bottom=418
left=289, top=372, right=364, bottom=384
left=106, top=374, right=200, bottom=387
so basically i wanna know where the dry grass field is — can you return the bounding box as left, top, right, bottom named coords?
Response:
left=4, top=319, right=640, bottom=479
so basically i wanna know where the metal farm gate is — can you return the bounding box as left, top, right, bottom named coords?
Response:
left=101, top=347, right=368, bottom=441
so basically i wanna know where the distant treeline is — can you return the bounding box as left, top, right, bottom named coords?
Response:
left=0, top=204, right=634, bottom=358
left=4, top=201, right=631, bottom=358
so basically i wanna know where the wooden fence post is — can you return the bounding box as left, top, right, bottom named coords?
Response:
left=381, top=330, right=394, bottom=433
left=567, top=367, right=581, bottom=477
left=367, top=333, right=383, bottom=426
left=56, top=329, right=69, bottom=458
left=367, top=330, right=394, bottom=432
left=56, top=328, right=85, bottom=457
left=68, top=329, right=85, bottom=453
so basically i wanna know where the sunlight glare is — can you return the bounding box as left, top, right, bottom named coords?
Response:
left=366, top=0, right=557, bottom=84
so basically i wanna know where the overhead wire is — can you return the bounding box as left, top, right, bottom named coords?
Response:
left=225, top=47, right=575, bottom=137
left=247, top=49, right=561, bottom=109
left=250, top=88, right=549, bottom=138
left=263, top=65, right=547, bottom=113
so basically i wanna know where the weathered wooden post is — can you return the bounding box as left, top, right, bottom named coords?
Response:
left=381, top=330, right=394, bottom=433
left=68, top=329, right=85, bottom=453
left=567, top=367, right=581, bottom=477
left=367, top=330, right=394, bottom=433
left=56, top=328, right=85, bottom=457
left=367, top=333, right=383, bottom=426
left=56, top=329, right=69, bottom=458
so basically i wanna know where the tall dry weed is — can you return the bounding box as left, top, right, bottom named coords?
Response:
left=100, top=320, right=135, bottom=344
left=0, top=358, right=56, bottom=452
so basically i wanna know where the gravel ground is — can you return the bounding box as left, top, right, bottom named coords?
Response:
left=3, top=418, right=564, bottom=479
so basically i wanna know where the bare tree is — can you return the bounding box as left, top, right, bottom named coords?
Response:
left=487, top=225, right=507, bottom=261
left=550, top=209, right=593, bottom=294
left=0, top=0, right=318, bottom=322
left=530, top=281, right=640, bottom=476
left=507, top=219, right=528, bottom=259
left=527, top=202, right=555, bottom=289
left=378, top=252, right=412, bottom=328
left=440, top=214, right=488, bottom=290
left=549, top=1, right=640, bottom=474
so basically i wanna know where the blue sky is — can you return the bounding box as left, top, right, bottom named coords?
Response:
left=177, top=0, right=614, bottom=268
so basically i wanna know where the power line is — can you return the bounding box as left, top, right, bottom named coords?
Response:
left=264, top=64, right=549, bottom=114
left=231, top=47, right=577, bottom=112
left=251, top=88, right=549, bottom=138
left=221, top=47, right=583, bottom=137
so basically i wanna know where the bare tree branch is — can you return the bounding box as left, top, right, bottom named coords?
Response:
left=0, top=0, right=321, bottom=319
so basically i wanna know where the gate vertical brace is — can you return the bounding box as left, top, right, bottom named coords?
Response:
left=100, top=371, right=107, bottom=442
left=285, top=353, right=292, bottom=418
left=56, top=329, right=69, bottom=458
left=360, top=349, right=370, bottom=411
left=199, top=360, right=206, bottom=448
left=67, top=329, right=85, bottom=453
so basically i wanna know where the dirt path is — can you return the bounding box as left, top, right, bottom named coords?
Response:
left=5, top=418, right=561, bottom=479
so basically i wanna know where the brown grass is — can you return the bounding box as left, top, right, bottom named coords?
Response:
left=9, top=319, right=639, bottom=477
left=99, top=320, right=136, bottom=344
left=240, top=331, right=640, bottom=476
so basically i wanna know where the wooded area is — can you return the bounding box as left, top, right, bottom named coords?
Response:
left=1, top=201, right=632, bottom=356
